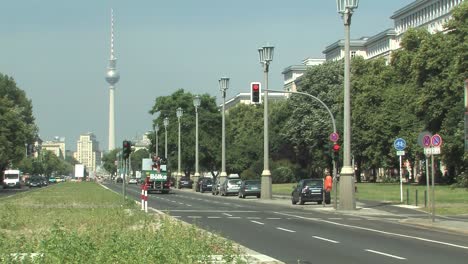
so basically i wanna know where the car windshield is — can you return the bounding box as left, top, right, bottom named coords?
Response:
left=204, top=179, right=213, bottom=184
left=5, top=174, right=19, bottom=179
left=244, top=180, right=260, bottom=186
left=304, top=180, right=322, bottom=188
left=228, top=180, right=241, bottom=185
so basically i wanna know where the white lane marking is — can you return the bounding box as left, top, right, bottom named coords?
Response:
left=228, top=217, right=241, bottom=219
left=267, top=217, right=281, bottom=220
left=187, top=216, right=202, bottom=219
left=251, top=220, right=265, bottom=225
left=247, top=217, right=261, bottom=219
left=207, top=216, right=221, bottom=219
left=328, top=218, right=342, bottom=220
left=348, top=218, right=361, bottom=220
left=223, top=213, right=233, bottom=217
left=276, top=227, right=296, bottom=233
left=312, top=236, right=340, bottom=244
left=170, top=210, right=257, bottom=213
left=274, top=212, right=468, bottom=250
left=178, top=202, right=184, bottom=205
left=186, top=204, right=192, bottom=207
left=365, top=249, right=406, bottom=260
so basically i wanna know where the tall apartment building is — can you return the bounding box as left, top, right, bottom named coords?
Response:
left=41, top=137, right=66, bottom=160
left=74, top=133, right=101, bottom=173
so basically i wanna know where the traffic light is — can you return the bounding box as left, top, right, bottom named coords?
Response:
left=26, top=144, right=34, bottom=157
left=122, top=140, right=132, bottom=159
left=250, top=82, right=261, bottom=104
left=332, top=143, right=340, bottom=160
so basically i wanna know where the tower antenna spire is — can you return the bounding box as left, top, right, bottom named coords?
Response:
left=110, top=8, right=115, bottom=60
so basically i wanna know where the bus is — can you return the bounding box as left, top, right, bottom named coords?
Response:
left=3, top=169, right=22, bottom=188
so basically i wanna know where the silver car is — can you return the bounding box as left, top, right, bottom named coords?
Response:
left=220, top=179, right=242, bottom=196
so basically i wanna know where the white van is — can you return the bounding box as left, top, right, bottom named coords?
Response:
left=3, top=169, right=22, bottom=188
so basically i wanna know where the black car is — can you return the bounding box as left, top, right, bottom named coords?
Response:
left=238, top=180, right=261, bottom=198
left=291, top=178, right=330, bottom=205
left=29, top=177, right=43, bottom=188
left=178, top=177, right=193, bottom=189
left=196, top=178, right=213, bottom=193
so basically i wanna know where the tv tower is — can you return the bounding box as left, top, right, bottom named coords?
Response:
left=105, top=9, right=120, bottom=151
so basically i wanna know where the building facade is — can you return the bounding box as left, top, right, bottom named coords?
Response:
left=41, top=137, right=66, bottom=160
left=74, top=133, right=101, bottom=173
left=323, top=0, right=464, bottom=62
left=282, top=58, right=326, bottom=93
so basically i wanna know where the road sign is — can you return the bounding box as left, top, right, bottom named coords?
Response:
left=424, top=147, right=441, bottom=155
left=393, top=138, right=406, bottom=151
left=431, top=134, right=442, bottom=147
left=418, top=131, right=432, bottom=147
left=423, top=135, right=432, bottom=148
left=329, top=132, right=339, bottom=142
left=396, top=150, right=405, bottom=156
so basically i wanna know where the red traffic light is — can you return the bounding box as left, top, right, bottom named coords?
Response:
left=250, top=82, right=261, bottom=104
left=332, top=144, right=340, bottom=152
left=252, top=83, right=259, bottom=91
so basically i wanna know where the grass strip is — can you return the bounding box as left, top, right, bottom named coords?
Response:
left=0, top=182, right=245, bottom=264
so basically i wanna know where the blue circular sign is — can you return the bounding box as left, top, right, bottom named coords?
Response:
left=394, top=138, right=406, bottom=151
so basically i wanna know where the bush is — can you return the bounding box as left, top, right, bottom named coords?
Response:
left=272, top=167, right=295, bottom=184
left=453, top=171, right=468, bottom=188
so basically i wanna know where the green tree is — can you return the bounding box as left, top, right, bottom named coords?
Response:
left=102, top=149, right=121, bottom=176
left=149, top=89, right=221, bottom=176
left=0, top=74, right=37, bottom=175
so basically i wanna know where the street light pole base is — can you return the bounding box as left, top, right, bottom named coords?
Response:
left=219, top=171, right=227, bottom=185
left=261, top=170, right=272, bottom=199
left=193, top=173, right=200, bottom=191
left=338, top=166, right=356, bottom=210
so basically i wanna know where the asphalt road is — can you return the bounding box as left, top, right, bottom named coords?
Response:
left=104, top=182, right=468, bottom=264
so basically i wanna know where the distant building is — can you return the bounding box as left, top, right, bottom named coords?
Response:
left=133, top=132, right=151, bottom=152
left=74, top=133, right=101, bottom=173
left=282, top=58, right=326, bottom=93
left=42, top=137, right=66, bottom=160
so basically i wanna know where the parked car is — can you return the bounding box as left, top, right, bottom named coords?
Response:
left=291, top=178, right=330, bottom=205
left=28, top=176, right=43, bottom=188
left=196, top=177, right=213, bottom=193
left=41, top=176, right=48, bottom=186
left=128, top=178, right=138, bottom=184
left=212, top=177, right=221, bottom=195
left=178, top=177, right=193, bottom=189
left=220, top=178, right=242, bottom=196
left=238, top=180, right=261, bottom=198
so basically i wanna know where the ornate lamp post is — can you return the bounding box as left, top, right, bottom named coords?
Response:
left=193, top=95, right=201, bottom=190
left=219, top=77, right=229, bottom=185
left=336, top=0, right=359, bottom=210
left=176, top=107, right=183, bottom=188
left=164, top=117, right=169, bottom=159
left=258, top=45, right=274, bottom=199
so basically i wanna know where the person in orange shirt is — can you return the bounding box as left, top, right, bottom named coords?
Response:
left=324, top=170, right=333, bottom=192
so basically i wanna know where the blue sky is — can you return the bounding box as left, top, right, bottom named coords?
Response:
left=0, top=0, right=411, bottom=151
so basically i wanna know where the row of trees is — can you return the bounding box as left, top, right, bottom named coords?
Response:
left=101, top=3, right=467, bottom=186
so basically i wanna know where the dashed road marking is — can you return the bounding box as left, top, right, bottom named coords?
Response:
left=223, top=213, right=233, bottom=217
left=251, top=220, right=265, bottom=225
left=276, top=227, right=296, bottom=233
left=207, top=216, right=221, bottom=219
left=365, top=249, right=406, bottom=260
left=267, top=217, right=281, bottom=220
left=312, top=236, right=339, bottom=244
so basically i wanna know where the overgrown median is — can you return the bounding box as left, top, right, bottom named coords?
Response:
left=0, top=182, right=244, bottom=263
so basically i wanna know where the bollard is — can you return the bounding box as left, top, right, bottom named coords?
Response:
left=141, top=185, right=145, bottom=211
left=144, top=185, right=148, bottom=213
left=415, top=189, right=418, bottom=206
left=424, top=190, right=427, bottom=208
left=406, top=188, right=409, bottom=205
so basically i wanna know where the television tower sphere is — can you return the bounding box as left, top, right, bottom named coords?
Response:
left=106, top=67, right=120, bottom=85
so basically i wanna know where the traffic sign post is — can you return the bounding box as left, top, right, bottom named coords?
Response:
left=394, top=138, right=406, bottom=203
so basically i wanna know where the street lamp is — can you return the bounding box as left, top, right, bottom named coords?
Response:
left=258, top=45, right=274, bottom=200
left=336, top=0, right=359, bottom=210
left=219, top=77, right=229, bottom=185
left=176, top=107, right=183, bottom=188
left=193, top=95, right=201, bottom=190
left=153, top=124, right=159, bottom=157
left=163, top=117, right=169, bottom=159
